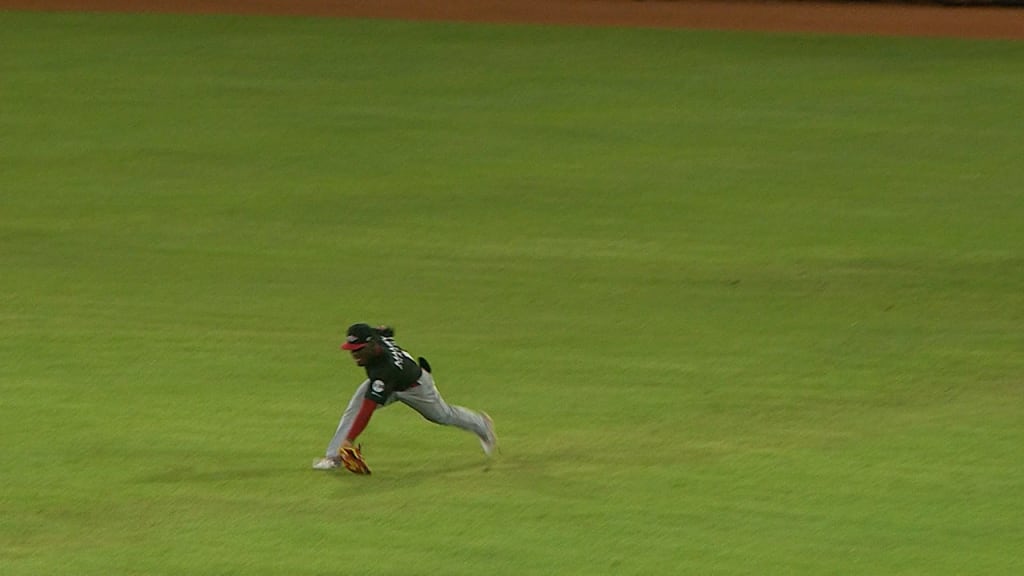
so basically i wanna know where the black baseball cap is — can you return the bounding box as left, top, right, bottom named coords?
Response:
left=341, top=323, right=375, bottom=350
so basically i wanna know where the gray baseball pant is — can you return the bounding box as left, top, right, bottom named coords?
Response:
left=325, top=369, right=490, bottom=458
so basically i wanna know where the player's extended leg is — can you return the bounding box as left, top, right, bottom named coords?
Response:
left=395, top=371, right=497, bottom=456
left=323, top=379, right=372, bottom=459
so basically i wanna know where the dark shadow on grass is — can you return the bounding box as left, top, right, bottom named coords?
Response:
left=137, top=466, right=298, bottom=484
left=136, top=452, right=502, bottom=486
left=344, top=459, right=491, bottom=477
left=324, top=457, right=497, bottom=489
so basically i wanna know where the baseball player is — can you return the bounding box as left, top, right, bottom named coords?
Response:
left=313, top=323, right=497, bottom=473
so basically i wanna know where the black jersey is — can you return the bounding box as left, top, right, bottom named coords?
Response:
left=362, top=337, right=422, bottom=404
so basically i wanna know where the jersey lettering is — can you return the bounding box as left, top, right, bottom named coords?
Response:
left=381, top=337, right=412, bottom=370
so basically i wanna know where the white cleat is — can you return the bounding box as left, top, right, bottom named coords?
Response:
left=479, top=412, right=498, bottom=457
left=312, top=456, right=340, bottom=470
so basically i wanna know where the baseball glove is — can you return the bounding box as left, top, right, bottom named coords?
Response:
left=339, top=445, right=371, bottom=475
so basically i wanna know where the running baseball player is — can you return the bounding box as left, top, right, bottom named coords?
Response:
left=313, top=323, right=497, bottom=473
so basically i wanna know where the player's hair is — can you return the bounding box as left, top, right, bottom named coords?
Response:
left=376, top=326, right=395, bottom=338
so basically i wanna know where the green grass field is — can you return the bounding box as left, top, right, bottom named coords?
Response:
left=2, top=10, right=1023, bottom=575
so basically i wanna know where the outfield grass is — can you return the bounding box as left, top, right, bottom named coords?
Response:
left=1, top=10, right=1023, bottom=575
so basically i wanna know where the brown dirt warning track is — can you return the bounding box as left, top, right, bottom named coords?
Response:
left=1, top=0, right=1023, bottom=40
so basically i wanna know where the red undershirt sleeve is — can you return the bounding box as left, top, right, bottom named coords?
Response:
left=345, top=398, right=378, bottom=442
